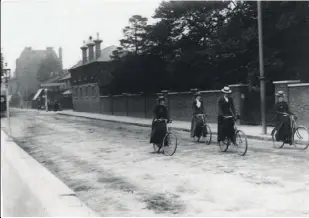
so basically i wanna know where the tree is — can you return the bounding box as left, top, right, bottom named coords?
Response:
left=108, top=0, right=309, bottom=94
left=119, top=15, right=149, bottom=55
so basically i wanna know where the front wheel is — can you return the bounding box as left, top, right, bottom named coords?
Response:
left=163, top=132, right=178, bottom=156
left=293, top=126, right=309, bottom=150
left=204, top=124, right=212, bottom=145
left=235, top=130, right=248, bottom=156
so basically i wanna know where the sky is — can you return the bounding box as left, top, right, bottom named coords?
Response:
left=1, top=0, right=163, bottom=74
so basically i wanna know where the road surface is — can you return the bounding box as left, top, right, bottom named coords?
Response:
left=1, top=109, right=309, bottom=216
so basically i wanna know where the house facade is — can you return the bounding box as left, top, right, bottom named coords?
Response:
left=69, top=33, right=117, bottom=112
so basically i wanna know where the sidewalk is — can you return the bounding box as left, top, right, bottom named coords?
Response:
left=57, top=110, right=273, bottom=141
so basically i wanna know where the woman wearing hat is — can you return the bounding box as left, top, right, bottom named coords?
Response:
left=191, top=92, right=206, bottom=139
left=150, top=96, right=171, bottom=145
left=217, top=86, right=237, bottom=144
left=274, top=91, right=293, bottom=143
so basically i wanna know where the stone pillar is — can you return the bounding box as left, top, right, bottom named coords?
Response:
left=123, top=93, right=129, bottom=116
left=273, top=80, right=301, bottom=103
left=229, top=84, right=249, bottom=125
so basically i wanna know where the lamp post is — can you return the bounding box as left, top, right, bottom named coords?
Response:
left=257, top=1, right=267, bottom=134
left=3, top=62, right=11, bottom=135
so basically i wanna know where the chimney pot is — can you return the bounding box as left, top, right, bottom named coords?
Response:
left=87, top=36, right=95, bottom=61
left=94, top=32, right=103, bottom=59
left=81, top=40, right=88, bottom=64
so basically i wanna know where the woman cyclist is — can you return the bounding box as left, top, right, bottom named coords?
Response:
left=150, top=96, right=171, bottom=146
left=191, top=92, right=206, bottom=140
left=274, top=90, right=294, bottom=144
left=217, top=86, right=237, bottom=145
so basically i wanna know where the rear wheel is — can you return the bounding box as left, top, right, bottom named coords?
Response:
left=163, top=132, right=178, bottom=156
left=219, top=138, right=229, bottom=152
left=235, top=130, right=248, bottom=156
left=271, top=128, right=285, bottom=149
left=293, top=126, right=309, bottom=150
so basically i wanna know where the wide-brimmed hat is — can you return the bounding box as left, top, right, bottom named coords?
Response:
left=276, top=90, right=285, bottom=97
left=221, top=86, right=232, bottom=94
left=194, top=91, right=201, bottom=96
left=157, top=96, right=165, bottom=101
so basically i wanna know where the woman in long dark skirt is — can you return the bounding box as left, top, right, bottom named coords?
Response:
left=150, top=96, right=170, bottom=145
left=274, top=91, right=293, bottom=144
left=191, top=92, right=206, bottom=139
left=217, top=86, right=237, bottom=144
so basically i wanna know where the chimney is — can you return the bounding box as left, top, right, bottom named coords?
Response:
left=94, top=32, right=103, bottom=59
left=80, top=40, right=88, bottom=64
left=58, top=47, right=63, bottom=70
left=87, top=36, right=95, bottom=62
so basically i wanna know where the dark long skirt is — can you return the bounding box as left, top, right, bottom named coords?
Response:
left=150, top=120, right=167, bottom=144
left=275, top=116, right=292, bottom=142
left=217, top=116, right=235, bottom=143
left=191, top=115, right=206, bottom=138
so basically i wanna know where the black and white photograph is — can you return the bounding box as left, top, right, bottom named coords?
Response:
left=1, top=0, right=309, bottom=216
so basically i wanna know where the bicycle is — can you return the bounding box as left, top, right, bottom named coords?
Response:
left=152, top=119, right=178, bottom=156
left=218, top=116, right=248, bottom=156
left=192, top=114, right=212, bottom=145
left=271, top=113, right=309, bottom=150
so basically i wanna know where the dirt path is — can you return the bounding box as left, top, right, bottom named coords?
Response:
left=1, top=110, right=309, bottom=216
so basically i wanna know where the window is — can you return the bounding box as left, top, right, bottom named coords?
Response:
left=80, top=87, right=82, bottom=97
left=85, top=86, right=88, bottom=97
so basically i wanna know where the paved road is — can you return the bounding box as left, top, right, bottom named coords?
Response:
left=1, top=110, right=309, bottom=216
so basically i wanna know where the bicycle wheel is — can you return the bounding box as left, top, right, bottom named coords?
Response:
left=203, top=124, right=212, bottom=145
left=271, top=128, right=285, bottom=149
left=218, top=139, right=229, bottom=152
left=235, top=130, right=248, bottom=156
left=163, top=132, right=178, bottom=156
left=153, top=144, right=162, bottom=153
left=293, top=126, right=309, bottom=150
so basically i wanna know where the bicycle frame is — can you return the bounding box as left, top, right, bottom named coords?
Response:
left=195, top=114, right=207, bottom=127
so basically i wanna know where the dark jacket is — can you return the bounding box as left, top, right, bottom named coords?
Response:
left=217, top=96, right=236, bottom=117
left=192, top=99, right=205, bottom=116
left=153, top=104, right=170, bottom=120
left=275, top=101, right=292, bottom=121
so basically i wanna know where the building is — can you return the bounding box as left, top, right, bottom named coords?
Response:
left=12, top=47, right=62, bottom=100
left=69, top=33, right=118, bottom=113
left=32, top=70, right=72, bottom=109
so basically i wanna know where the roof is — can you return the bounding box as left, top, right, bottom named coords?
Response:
left=69, top=45, right=118, bottom=70
left=58, top=72, right=71, bottom=81
left=62, top=89, right=72, bottom=95
left=33, top=88, right=44, bottom=100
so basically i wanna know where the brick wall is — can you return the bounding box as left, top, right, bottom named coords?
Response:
left=288, top=83, right=309, bottom=127
left=127, top=94, right=145, bottom=118
left=99, top=96, right=112, bottom=114
left=168, top=92, right=193, bottom=121
left=73, top=83, right=290, bottom=125
left=113, top=95, right=127, bottom=116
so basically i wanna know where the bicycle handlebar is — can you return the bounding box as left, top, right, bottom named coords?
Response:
left=154, top=118, right=172, bottom=123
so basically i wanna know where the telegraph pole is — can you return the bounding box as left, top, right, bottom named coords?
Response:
left=3, top=63, right=12, bottom=136
left=257, top=1, right=267, bottom=134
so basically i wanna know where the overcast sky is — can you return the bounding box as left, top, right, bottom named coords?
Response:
left=1, top=0, right=162, bottom=74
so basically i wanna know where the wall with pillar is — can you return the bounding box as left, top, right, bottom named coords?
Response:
left=72, top=83, right=253, bottom=125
